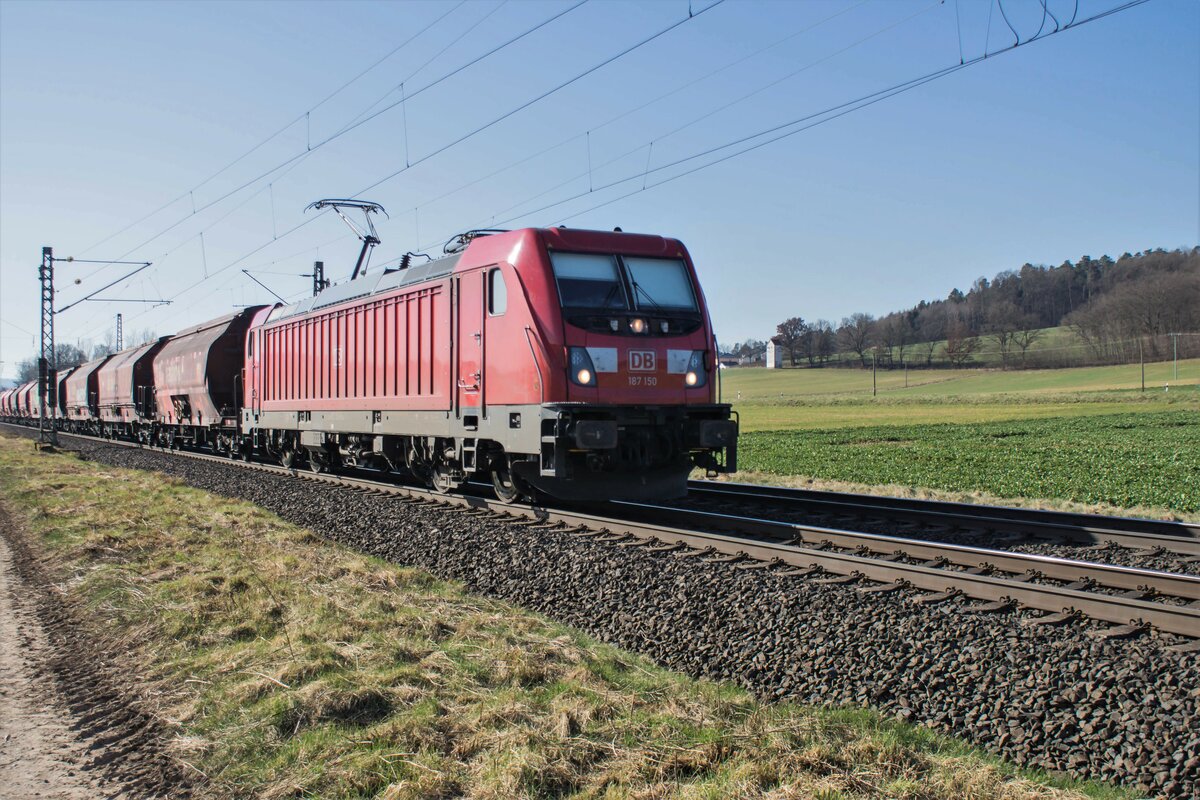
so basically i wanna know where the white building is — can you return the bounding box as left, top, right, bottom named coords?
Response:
left=765, top=338, right=784, bottom=369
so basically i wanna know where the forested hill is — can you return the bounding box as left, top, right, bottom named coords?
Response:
left=901, top=247, right=1198, bottom=345
left=734, top=247, right=1199, bottom=369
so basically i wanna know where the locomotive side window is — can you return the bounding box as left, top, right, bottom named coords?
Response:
left=549, top=252, right=629, bottom=309
left=623, top=257, right=698, bottom=311
left=488, top=267, right=507, bottom=316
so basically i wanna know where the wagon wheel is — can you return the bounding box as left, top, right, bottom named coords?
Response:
left=491, top=462, right=528, bottom=505
left=430, top=466, right=458, bottom=495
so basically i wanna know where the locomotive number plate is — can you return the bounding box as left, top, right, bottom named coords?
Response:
left=628, top=376, right=657, bottom=387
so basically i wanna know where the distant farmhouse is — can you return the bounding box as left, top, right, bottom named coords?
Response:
left=765, top=337, right=784, bottom=369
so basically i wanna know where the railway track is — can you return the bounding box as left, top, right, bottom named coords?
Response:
left=11, top=424, right=1200, bottom=645
left=685, top=480, right=1200, bottom=556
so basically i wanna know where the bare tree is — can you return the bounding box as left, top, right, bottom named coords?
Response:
left=813, top=319, right=836, bottom=364
left=944, top=321, right=980, bottom=368
left=877, top=315, right=912, bottom=369
left=839, top=313, right=874, bottom=367
left=14, top=343, right=89, bottom=382
left=775, top=317, right=807, bottom=366
left=1012, top=327, right=1045, bottom=367
left=986, top=302, right=1023, bottom=369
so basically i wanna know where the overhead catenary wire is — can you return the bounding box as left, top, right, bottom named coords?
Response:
left=69, top=0, right=1147, bottom=341
left=454, top=0, right=940, bottom=239
left=66, top=0, right=599, bottom=347
left=383, top=0, right=870, bottom=235
left=75, top=0, right=469, bottom=258
left=406, top=0, right=1151, bottom=254
left=547, top=0, right=1153, bottom=225
left=348, top=0, right=728, bottom=198
left=75, top=0, right=722, bottom=328
left=68, top=0, right=587, bottom=311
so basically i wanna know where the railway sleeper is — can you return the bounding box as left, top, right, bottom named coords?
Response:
left=1087, top=622, right=1148, bottom=640
left=912, top=589, right=962, bottom=605
left=1023, top=610, right=1081, bottom=627
left=857, top=581, right=905, bottom=594
left=960, top=599, right=1016, bottom=614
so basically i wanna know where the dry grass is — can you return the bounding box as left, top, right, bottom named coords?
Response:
left=0, top=434, right=1127, bottom=799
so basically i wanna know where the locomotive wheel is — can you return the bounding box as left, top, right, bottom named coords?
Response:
left=280, top=448, right=297, bottom=469
left=492, top=464, right=526, bottom=504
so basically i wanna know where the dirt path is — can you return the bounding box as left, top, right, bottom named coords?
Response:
left=0, top=503, right=190, bottom=799
left=0, top=531, right=115, bottom=799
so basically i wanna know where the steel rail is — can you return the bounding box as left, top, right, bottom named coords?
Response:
left=687, top=480, right=1200, bottom=555
left=11, top=425, right=1200, bottom=638
left=610, top=501, right=1200, bottom=602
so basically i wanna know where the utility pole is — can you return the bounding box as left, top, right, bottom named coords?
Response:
left=1139, top=337, right=1144, bottom=393
left=36, top=248, right=154, bottom=447
left=872, top=350, right=877, bottom=397
left=38, top=247, right=56, bottom=445
left=116, top=313, right=124, bottom=352
left=1169, top=333, right=1179, bottom=381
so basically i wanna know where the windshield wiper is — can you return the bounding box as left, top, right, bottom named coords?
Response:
left=631, top=281, right=662, bottom=311
left=600, top=281, right=626, bottom=309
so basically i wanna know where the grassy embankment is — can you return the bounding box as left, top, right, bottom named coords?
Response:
left=716, top=360, right=1199, bottom=518
left=0, top=434, right=1124, bottom=799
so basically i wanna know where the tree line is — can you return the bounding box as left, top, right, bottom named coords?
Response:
left=10, top=328, right=159, bottom=384
left=724, top=248, right=1199, bottom=369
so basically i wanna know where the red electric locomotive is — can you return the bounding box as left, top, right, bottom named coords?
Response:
left=242, top=227, right=736, bottom=501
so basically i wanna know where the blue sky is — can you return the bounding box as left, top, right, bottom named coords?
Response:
left=1, top=0, right=1196, bottom=376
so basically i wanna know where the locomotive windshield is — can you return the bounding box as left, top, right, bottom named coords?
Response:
left=623, top=256, right=697, bottom=310
left=549, top=253, right=629, bottom=309
left=549, top=252, right=697, bottom=312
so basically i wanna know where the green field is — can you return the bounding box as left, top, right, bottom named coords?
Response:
left=720, top=358, right=1200, bottom=431
left=718, top=360, right=1199, bottom=515
left=738, top=412, right=1199, bottom=513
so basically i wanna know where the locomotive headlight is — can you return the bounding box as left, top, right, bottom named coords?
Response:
left=568, top=347, right=597, bottom=386
left=685, top=350, right=707, bottom=388
left=629, top=317, right=647, bottom=334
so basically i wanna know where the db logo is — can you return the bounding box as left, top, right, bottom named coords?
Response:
left=629, top=350, right=656, bottom=372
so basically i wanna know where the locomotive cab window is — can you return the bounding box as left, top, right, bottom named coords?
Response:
left=549, top=252, right=629, bottom=309
left=623, top=257, right=698, bottom=311
left=488, top=267, right=507, bottom=316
